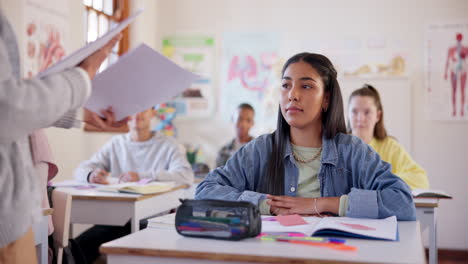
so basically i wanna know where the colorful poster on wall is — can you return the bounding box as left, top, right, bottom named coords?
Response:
left=220, top=32, right=281, bottom=133
left=162, top=35, right=215, bottom=118
left=22, top=0, right=70, bottom=78
left=426, top=21, right=468, bottom=121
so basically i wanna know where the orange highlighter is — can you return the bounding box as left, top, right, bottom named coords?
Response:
left=262, top=237, right=358, bottom=251
left=278, top=239, right=358, bottom=251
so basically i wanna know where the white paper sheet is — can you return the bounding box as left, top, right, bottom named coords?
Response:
left=84, top=43, right=199, bottom=120
left=37, top=9, right=143, bottom=78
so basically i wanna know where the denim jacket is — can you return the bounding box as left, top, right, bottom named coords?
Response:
left=196, top=133, right=416, bottom=220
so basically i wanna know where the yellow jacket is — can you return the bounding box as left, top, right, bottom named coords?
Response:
left=369, top=137, right=429, bottom=189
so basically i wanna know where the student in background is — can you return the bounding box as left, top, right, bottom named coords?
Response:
left=196, top=53, right=416, bottom=220
left=74, top=107, right=194, bottom=263
left=0, top=11, right=125, bottom=263
left=216, top=103, right=255, bottom=167
left=347, top=84, right=429, bottom=189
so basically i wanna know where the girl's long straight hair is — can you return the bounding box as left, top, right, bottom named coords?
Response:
left=259, top=53, right=347, bottom=195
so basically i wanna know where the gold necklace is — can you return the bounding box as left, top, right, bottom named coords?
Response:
left=292, top=147, right=322, bottom=163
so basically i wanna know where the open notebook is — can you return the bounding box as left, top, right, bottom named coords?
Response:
left=412, top=189, right=452, bottom=199
left=262, top=215, right=398, bottom=241
left=96, top=179, right=176, bottom=195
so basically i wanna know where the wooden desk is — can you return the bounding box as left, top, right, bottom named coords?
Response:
left=415, top=198, right=439, bottom=264
left=33, top=209, right=54, bottom=264
left=57, top=184, right=188, bottom=233
left=101, top=221, right=425, bottom=264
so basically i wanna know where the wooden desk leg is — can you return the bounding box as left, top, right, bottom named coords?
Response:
left=429, top=208, right=437, bottom=264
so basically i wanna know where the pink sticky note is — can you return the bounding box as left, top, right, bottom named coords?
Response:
left=275, top=214, right=308, bottom=226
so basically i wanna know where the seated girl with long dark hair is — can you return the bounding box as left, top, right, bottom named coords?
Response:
left=195, top=52, right=415, bottom=220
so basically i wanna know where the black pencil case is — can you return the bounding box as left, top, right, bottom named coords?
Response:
left=175, top=199, right=262, bottom=241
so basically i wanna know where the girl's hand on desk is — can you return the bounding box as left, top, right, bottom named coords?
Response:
left=267, top=195, right=315, bottom=215
left=119, top=172, right=139, bottom=183
left=90, top=169, right=109, bottom=184
left=269, top=205, right=290, bottom=216
left=267, top=196, right=340, bottom=216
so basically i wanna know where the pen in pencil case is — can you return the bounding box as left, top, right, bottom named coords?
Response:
left=182, top=219, right=230, bottom=230
left=179, top=230, right=232, bottom=238
left=179, top=222, right=247, bottom=235
left=190, top=216, right=242, bottom=224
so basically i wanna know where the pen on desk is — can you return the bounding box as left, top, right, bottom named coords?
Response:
left=260, top=236, right=357, bottom=251
left=259, top=234, right=346, bottom=244
left=273, top=238, right=357, bottom=251
left=278, top=239, right=358, bottom=251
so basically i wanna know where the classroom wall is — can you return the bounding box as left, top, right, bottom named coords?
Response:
left=2, top=0, right=467, bottom=250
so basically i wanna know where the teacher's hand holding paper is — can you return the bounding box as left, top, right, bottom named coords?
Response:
left=84, top=106, right=130, bottom=129
left=78, top=34, right=131, bottom=129
left=85, top=44, right=200, bottom=121
left=79, top=34, right=121, bottom=80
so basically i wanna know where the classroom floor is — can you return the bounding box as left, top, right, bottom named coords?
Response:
left=427, top=249, right=468, bottom=264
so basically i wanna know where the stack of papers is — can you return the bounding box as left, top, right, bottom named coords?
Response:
left=84, top=43, right=199, bottom=120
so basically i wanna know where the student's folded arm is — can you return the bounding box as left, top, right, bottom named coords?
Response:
left=389, top=142, right=429, bottom=190
left=399, top=164, right=429, bottom=190
left=347, top=144, right=416, bottom=221
left=0, top=65, right=90, bottom=142
left=144, top=144, right=194, bottom=186
left=195, top=143, right=266, bottom=206
left=74, top=140, right=113, bottom=183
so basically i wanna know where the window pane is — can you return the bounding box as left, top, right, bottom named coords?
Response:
left=87, top=10, right=98, bottom=42
left=99, top=57, right=109, bottom=72
left=83, top=9, right=88, bottom=43
left=112, top=40, right=120, bottom=53
left=103, top=0, right=114, bottom=15
left=93, top=0, right=103, bottom=11
left=98, top=15, right=109, bottom=37
left=83, top=0, right=92, bottom=6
